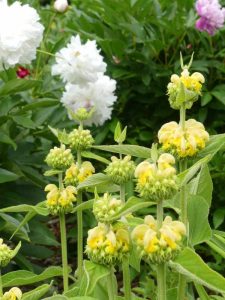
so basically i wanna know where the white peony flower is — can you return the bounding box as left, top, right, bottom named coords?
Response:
left=61, top=74, right=117, bottom=126
left=0, top=1, right=44, bottom=71
left=52, top=35, right=107, bottom=85
left=54, top=0, right=68, bottom=13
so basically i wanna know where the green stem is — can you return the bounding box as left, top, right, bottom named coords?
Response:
left=177, top=104, right=188, bottom=300
left=120, top=184, right=132, bottom=300
left=156, top=200, right=166, bottom=300
left=0, top=269, right=3, bottom=296
left=77, top=148, right=83, bottom=280
left=59, top=212, right=69, bottom=292
left=107, top=266, right=115, bottom=300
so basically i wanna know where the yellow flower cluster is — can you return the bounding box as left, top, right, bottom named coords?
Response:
left=158, top=119, right=209, bottom=158
left=167, top=68, right=205, bottom=109
left=135, top=153, right=178, bottom=201
left=132, top=215, right=186, bottom=264
left=45, top=184, right=77, bottom=215
left=2, top=287, right=22, bottom=300
left=64, top=161, right=95, bottom=186
left=86, top=223, right=130, bottom=265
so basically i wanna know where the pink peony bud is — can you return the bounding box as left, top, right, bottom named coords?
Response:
left=54, top=0, right=68, bottom=13
left=16, top=66, right=30, bottom=78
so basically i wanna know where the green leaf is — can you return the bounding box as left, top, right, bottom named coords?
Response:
left=0, top=132, right=17, bottom=150
left=197, top=134, right=225, bottom=158
left=19, top=99, right=59, bottom=114
left=22, top=284, right=50, bottom=300
left=79, top=260, right=110, bottom=296
left=92, top=144, right=151, bottom=158
left=81, top=151, right=110, bottom=164
left=189, top=165, right=213, bottom=206
left=114, top=122, right=121, bottom=142
left=77, top=173, right=115, bottom=190
left=0, top=168, right=19, bottom=183
left=0, top=213, right=29, bottom=241
left=188, top=196, right=211, bottom=246
left=71, top=199, right=94, bottom=213
left=12, top=115, right=37, bottom=129
left=2, top=266, right=66, bottom=287
left=169, top=248, right=225, bottom=294
left=108, top=197, right=155, bottom=222
left=0, top=79, right=41, bottom=96
left=0, top=202, right=48, bottom=216
left=44, top=169, right=63, bottom=177
left=206, top=231, right=225, bottom=259
left=194, top=283, right=211, bottom=300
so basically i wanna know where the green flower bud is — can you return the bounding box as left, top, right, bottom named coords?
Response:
left=86, top=223, right=130, bottom=266
left=0, top=239, right=21, bottom=267
left=105, top=155, right=135, bottom=184
left=45, top=184, right=77, bottom=215
left=45, top=144, right=74, bottom=170
left=135, top=153, right=178, bottom=201
left=93, top=193, right=123, bottom=223
left=132, top=215, right=186, bottom=264
left=68, top=128, right=94, bottom=151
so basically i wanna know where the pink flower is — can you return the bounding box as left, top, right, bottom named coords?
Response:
left=195, top=0, right=225, bottom=35
left=16, top=66, right=30, bottom=78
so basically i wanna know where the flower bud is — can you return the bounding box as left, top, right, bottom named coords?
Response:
left=86, top=223, right=130, bottom=266
left=93, top=193, right=123, bottom=223
left=68, top=128, right=94, bottom=151
left=158, top=119, right=209, bottom=158
left=54, top=0, right=68, bottom=13
left=105, top=155, right=135, bottom=184
left=135, top=153, right=178, bottom=201
left=167, top=67, right=205, bottom=110
left=45, top=144, right=74, bottom=170
left=132, top=216, right=186, bottom=264
left=64, top=161, right=95, bottom=186
left=2, top=287, right=22, bottom=300
left=0, top=239, right=18, bottom=267
left=45, top=184, right=77, bottom=215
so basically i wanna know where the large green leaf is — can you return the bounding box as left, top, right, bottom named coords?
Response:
left=169, top=248, right=225, bottom=294
left=2, top=266, right=66, bottom=287
left=22, top=284, right=50, bottom=300
left=197, top=134, right=225, bottom=158
left=81, top=151, right=110, bottom=164
left=92, top=144, right=151, bottom=158
left=0, top=168, right=19, bottom=184
left=0, top=213, right=29, bottom=241
left=0, top=79, right=41, bottom=96
left=194, top=283, right=210, bottom=300
left=188, top=196, right=211, bottom=246
left=19, top=98, right=59, bottom=114
left=0, top=202, right=48, bottom=216
left=77, top=173, right=118, bottom=190
left=71, top=199, right=94, bottom=213
left=206, top=231, right=225, bottom=259
left=79, top=260, right=110, bottom=296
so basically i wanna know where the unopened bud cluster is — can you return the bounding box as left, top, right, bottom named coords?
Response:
left=93, top=193, right=123, bottom=223
left=68, top=128, right=94, bottom=151
left=45, top=184, right=77, bottom=215
left=86, top=223, right=130, bottom=266
left=132, top=216, right=186, bottom=264
left=0, top=239, right=14, bottom=267
left=45, top=144, right=74, bottom=170
left=135, top=153, right=178, bottom=201
left=105, top=155, right=135, bottom=184
left=167, top=68, right=205, bottom=110
left=158, top=119, right=209, bottom=158
left=64, top=161, right=95, bottom=186
left=2, top=287, right=22, bottom=300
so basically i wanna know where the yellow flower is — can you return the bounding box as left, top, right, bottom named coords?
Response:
left=45, top=184, right=77, bottom=215
left=168, top=67, right=205, bottom=110
left=64, top=163, right=79, bottom=186
left=135, top=153, right=178, bottom=201
left=2, top=287, right=22, bottom=300
left=158, top=119, right=209, bottom=158
left=144, top=229, right=159, bottom=253
left=77, top=161, right=95, bottom=182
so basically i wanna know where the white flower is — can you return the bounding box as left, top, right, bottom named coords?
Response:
left=52, top=35, right=107, bottom=85
left=54, top=0, right=68, bottom=13
left=0, top=1, right=44, bottom=71
left=61, top=74, right=117, bottom=126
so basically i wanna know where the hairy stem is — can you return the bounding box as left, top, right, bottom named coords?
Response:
left=156, top=200, right=166, bottom=300
left=77, top=148, right=83, bottom=280
left=108, top=266, right=115, bottom=300
left=59, top=213, right=69, bottom=292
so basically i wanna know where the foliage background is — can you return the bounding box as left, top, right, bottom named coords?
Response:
left=0, top=0, right=225, bottom=283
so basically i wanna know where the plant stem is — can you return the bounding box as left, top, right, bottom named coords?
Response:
left=58, top=173, right=68, bottom=292
left=156, top=200, right=166, bottom=300
left=107, top=266, right=115, bottom=300
left=0, top=269, right=3, bottom=296
left=120, top=184, right=132, bottom=300
left=59, top=212, right=69, bottom=292
left=77, top=148, right=83, bottom=280
left=177, top=104, right=188, bottom=300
